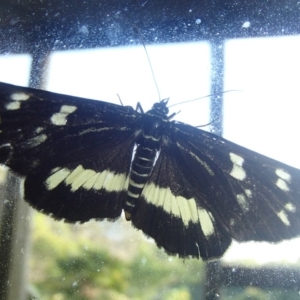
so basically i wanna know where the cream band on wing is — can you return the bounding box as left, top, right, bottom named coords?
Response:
left=46, top=165, right=129, bottom=192
left=142, top=182, right=215, bottom=237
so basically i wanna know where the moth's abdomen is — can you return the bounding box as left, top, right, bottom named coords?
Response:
left=124, top=122, right=163, bottom=220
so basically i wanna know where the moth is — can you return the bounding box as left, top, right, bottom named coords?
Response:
left=1, top=81, right=300, bottom=260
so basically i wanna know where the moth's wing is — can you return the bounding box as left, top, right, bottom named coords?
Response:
left=132, top=122, right=300, bottom=260
left=170, top=123, right=300, bottom=243
left=0, top=82, right=139, bottom=222
left=131, top=136, right=232, bottom=260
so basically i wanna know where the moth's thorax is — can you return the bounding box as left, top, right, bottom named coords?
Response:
left=135, top=114, right=166, bottom=146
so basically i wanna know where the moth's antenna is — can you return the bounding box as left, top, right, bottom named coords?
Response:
left=117, top=94, right=124, bottom=106
left=168, top=89, right=244, bottom=108
left=134, top=26, right=161, bottom=101
left=196, top=116, right=221, bottom=128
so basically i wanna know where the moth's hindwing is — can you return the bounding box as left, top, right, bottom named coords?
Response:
left=132, top=146, right=232, bottom=259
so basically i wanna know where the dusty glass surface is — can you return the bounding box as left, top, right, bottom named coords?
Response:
left=1, top=1, right=300, bottom=299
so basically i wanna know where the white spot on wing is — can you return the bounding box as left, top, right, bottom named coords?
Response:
left=6, top=102, right=21, bottom=110
left=51, top=105, right=77, bottom=126
left=10, top=92, right=30, bottom=101
left=276, top=178, right=289, bottom=191
left=244, top=189, right=252, bottom=198
left=25, top=134, right=47, bottom=148
left=229, top=152, right=246, bottom=181
left=236, top=188, right=252, bottom=212
left=35, top=127, right=44, bottom=133
left=275, top=169, right=291, bottom=191
left=61, top=105, right=77, bottom=114
left=276, top=202, right=296, bottom=226
left=277, top=210, right=290, bottom=226
left=236, top=194, right=250, bottom=212
left=285, top=202, right=296, bottom=212
left=276, top=169, right=291, bottom=182
left=230, top=152, right=244, bottom=165
left=6, top=92, right=30, bottom=110
left=142, top=183, right=214, bottom=237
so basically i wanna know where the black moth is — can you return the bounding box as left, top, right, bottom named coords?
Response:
left=1, top=81, right=300, bottom=260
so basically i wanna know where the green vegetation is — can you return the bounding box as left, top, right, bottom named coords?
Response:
left=29, top=213, right=300, bottom=299
left=29, top=213, right=204, bottom=300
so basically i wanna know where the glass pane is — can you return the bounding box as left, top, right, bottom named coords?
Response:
left=223, top=36, right=300, bottom=265
left=0, top=54, right=32, bottom=85
left=47, top=42, right=211, bottom=125
left=1, top=1, right=300, bottom=299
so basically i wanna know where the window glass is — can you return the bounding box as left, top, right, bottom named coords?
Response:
left=0, top=54, right=32, bottom=85
left=1, top=2, right=300, bottom=299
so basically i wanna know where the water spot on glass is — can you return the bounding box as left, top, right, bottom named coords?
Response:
left=242, top=21, right=251, bottom=28
left=78, top=25, right=89, bottom=35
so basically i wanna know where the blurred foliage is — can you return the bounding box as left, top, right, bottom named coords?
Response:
left=29, top=213, right=300, bottom=300
left=222, top=286, right=300, bottom=300
left=29, top=213, right=204, bottom=300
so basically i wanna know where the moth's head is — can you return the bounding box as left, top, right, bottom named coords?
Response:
left=151, top=98, right=169, bottom=116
